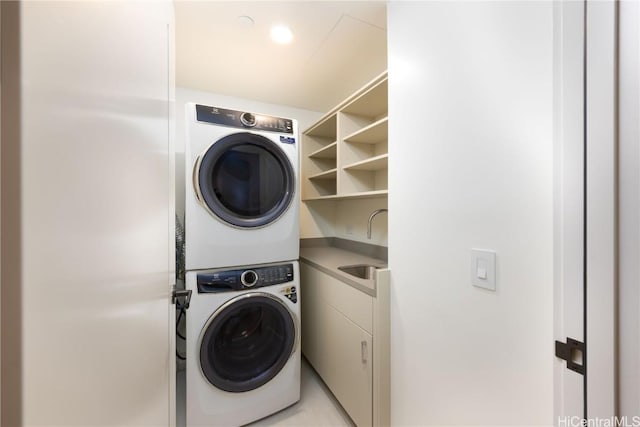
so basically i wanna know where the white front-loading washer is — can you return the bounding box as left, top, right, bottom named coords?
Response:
left=185, top=104, right=299, bottom=271
left=185, top=261, right=301, bottom=427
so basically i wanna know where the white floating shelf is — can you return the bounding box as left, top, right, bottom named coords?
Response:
left=308, top=168, right=337, bottom=181
left=341, top=79, right=388, bottom=119
left=343, top=154, right=388, bottom=172
left=344, top=117, right=388, bottom=145
left=305, top=113, right=337, bottom=139
left=303, top=190, right=388, bottom=201
left=309, top=142, right=337, bottom=159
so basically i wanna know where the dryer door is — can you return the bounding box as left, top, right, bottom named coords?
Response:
left=199, top=293, right=296, bottom=393
left=195, top=132, right=295, bottom=228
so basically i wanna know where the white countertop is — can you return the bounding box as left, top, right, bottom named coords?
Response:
left=300, top=245, right=388, bottom=296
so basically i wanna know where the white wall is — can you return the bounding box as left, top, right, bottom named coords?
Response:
left=301, top=197, right=388, bottom=246
left=175, top=87, right=323, bottom=236
left=388, top=2, right=554, bottom=425
left=300, top=200, right=337, bottom=240
left=334, top=198, right=388, bottom=246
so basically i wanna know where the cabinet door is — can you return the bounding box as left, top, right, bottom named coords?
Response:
left=300, top=262, right=374, bottom=426
left=322, top=304, right=373, bottom=427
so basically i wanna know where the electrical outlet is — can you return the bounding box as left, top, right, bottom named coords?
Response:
left=346, top=224, right=354, bottom=235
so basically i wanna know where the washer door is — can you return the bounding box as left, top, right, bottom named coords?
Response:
left=196, top=132, right=295, bottom=228
left=199, top=293, right=296, bottom=393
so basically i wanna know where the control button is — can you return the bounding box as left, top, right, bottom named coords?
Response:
left=240, top=112, right=256, bottom=127
left=290, top=286, right=296, bottom=293
left=241, top=270, right=258, bottom=287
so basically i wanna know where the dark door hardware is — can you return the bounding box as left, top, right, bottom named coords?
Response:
left=555, top=338, right=585, bottom=375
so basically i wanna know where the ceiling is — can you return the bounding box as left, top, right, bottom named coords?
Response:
left=175, top=1, right=387, bottom=112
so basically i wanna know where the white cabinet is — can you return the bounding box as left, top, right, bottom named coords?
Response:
left=322, top=304, right=373, bottom=427
left=301, top=261, right=389, bottom=427
left=301, top=72, right=388, bottom=201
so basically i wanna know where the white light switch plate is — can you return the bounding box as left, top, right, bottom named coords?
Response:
left=471, top=249, right=496, bottom=291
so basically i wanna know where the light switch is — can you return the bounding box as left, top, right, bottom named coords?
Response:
left=471, top=249, right=496, bottom=291
left=476, top=259, right=487, bottom=279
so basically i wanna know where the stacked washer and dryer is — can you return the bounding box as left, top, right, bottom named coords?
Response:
left=183, top=104, right=301, bottom=426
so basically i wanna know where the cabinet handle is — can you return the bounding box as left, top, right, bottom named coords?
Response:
left=361, top=340, right=367, bottom=363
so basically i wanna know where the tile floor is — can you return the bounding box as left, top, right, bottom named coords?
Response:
left=249, top=358, right=354, bottom=427
left=177, top=357, right=355, bottom=427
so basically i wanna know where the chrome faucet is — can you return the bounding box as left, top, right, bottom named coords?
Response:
left=367, top=209, right=388, bottom=239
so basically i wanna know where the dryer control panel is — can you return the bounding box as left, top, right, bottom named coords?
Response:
left=195, top=104, right=294, bottom=134
left=197, top=263, right=294, bottom=293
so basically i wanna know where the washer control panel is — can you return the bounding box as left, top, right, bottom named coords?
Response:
left=195, top=104, right=294, bottom=134
left=197, top=263, right=294, bottom=293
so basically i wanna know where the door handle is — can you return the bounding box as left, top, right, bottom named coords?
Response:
left=555, top=337, right=585, bottom=375
left=361, top=340, right=367, bottom=363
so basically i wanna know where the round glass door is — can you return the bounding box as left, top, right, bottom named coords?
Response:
left=197, top=132, right=295, bottom=228
left=199, top=293, right=296, bottom=393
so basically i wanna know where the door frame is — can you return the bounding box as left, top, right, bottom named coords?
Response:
left=585, top=0, right=617, bottom=419
left=554, top=0, right=618, bottom=422
left=553, top=0, right=587, bottom=419
left=617, top=0, right=640, bottom=417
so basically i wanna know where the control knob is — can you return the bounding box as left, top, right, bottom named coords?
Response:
left=240, top=112, right=256, bottom=127
left=241, top=270, right=258, bottom=287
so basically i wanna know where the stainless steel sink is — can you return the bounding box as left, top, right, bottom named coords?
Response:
left=338, top=264, right=385, bottom=280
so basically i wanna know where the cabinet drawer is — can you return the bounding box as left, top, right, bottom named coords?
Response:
left=301, top=261, right=373, bottom=333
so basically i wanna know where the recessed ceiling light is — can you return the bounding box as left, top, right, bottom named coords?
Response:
left=237, top=15, right=254, bottom=28
left=270, top=25, right=293, bottom=44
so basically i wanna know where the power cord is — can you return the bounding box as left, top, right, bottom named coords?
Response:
left=176, top=306, right=187, bottom=360
left=173, top=289, right=192, bottom=361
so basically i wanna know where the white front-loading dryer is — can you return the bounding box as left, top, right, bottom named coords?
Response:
left=185, top=103, right=299, bottom=271
left=185, top=261, right=301, bottom=427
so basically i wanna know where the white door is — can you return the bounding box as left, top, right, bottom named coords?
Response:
left=3, top=2, right=176, bottom=426
left=554, top=0, right=618, bottom=422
